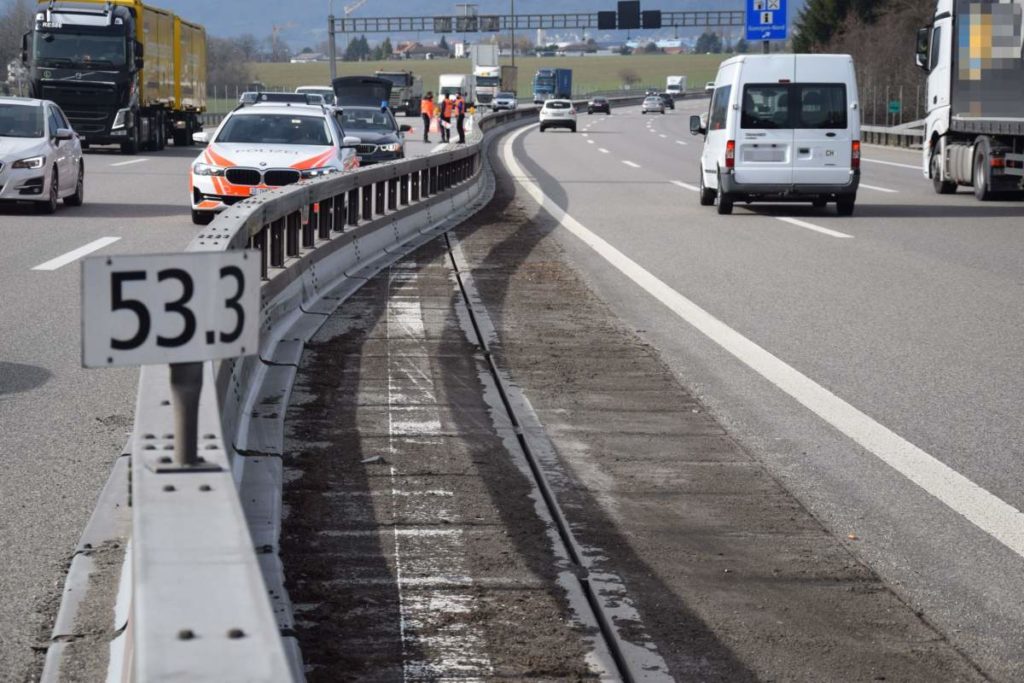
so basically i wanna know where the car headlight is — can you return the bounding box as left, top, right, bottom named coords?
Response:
left=379, top=143, right=402, bottom=153
left=192, top=162, right=225, bottom=177
left=12, top=155, right=46, bottom=170
left=301, top=167, right=338, bottom=178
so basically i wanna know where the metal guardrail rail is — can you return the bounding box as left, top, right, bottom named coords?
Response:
left=862, top=119, right=926, bottom=148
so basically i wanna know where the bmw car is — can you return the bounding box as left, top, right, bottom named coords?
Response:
left=334, top=106, right=410, bottom=166
left=189, top=102, right=360, bottom=225
left=0, top=97, right=84, bottom=213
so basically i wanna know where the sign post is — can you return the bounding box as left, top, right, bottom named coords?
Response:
left=82, top=251, right=260, bottom=467
left=746, top=0, right=787, bottom=52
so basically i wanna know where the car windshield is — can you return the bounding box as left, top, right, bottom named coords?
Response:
left=545, top=101, right=571, bottom=109
left=339, top=108, right=396, bottom=132
left=592, top=98, right=607, bottom=103
left=476, top=76, right=500, bottom=87
left=645, top=97, right=661, bottom=103
left=34, top=31, right=126, bottom=67
left=0, top=103, right=44, bottom=138
left=497, top=92, right=515, bottom=98
left=216, top=114, right=332, bottom=145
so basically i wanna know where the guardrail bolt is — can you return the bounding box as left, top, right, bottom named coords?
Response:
left=178, top=629, right=195, bottom=640
left=228, top=628, right=246, bottom=639
left=199, top=484, right=212, bottom=492
left=163, top=485, right=176, bottom=492
left=159, top=456, right=172, bottom=464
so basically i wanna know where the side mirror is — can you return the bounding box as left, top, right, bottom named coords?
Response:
left=689, top=114, right=706, bottom=136
left=55, top=128, right=75, bottom=141
left=341, top=135, right=362, bottom=148
left=915, top=27, right=930, bottom=72
left=399, top=124, right=412, bottom=133
left=192, top=131, right=208, bottom=144
left=134, top=40, right=145, bottom=70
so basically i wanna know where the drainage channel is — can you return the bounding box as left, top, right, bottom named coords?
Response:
left=443, top=230, right=665, bottom=683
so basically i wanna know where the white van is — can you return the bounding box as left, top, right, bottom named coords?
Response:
left=690, top=54, right=861, bottom=216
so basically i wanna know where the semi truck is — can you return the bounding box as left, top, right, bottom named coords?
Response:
left=474, top=64, right=517, bottom=107
left=24, top=0, right=206, bottom=154
left=666, top=75, right=687, bottom=96
left=915, top=0, right=1024, bottom=199
left=374, top=69, right=422, bottom=116
left=532, top=68, right=572, bottom=103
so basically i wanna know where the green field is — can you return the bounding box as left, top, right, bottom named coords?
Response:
left=247, top=54, right=728, bottom=100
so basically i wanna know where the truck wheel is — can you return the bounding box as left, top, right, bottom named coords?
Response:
left=931, top=153, right=956, bottom=194
left=973, top=154, right=993, bottom=201
left=121, top=125, right=139, bottom=155
left=836, top=196, right=856, bottom=216
left=172, top=127, right=187, bottom=146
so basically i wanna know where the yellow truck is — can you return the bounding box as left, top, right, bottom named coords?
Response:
left=25, top=0, right=206, bottom=153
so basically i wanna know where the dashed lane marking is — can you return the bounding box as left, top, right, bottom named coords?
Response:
left=502, top=123, right=1024, bottom=564
left=776, top=216, right=854, bottom=239
left=110, top=158, right=150, bottom=167
left=671, top=180, right=699, bottom=192
left=622, top=161, right=641, bottom=168
left=861, top=157, right=919, bottom=170
left=32, top=237, right=121, bottom=271
left=676, top=140, right=688, bottom=146
left=860, top=183, right=898, bottom=193
left=599, top=148, right=610, bottom=154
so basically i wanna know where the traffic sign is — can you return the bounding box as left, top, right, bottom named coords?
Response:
left=82, top=251, right=260, bottom=368
left=746, top=0, right=787, bottom=41
left=888, top=100, right=901, bottom=114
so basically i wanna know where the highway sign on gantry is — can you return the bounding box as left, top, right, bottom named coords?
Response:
left=746, top=0, right=787, bottom=41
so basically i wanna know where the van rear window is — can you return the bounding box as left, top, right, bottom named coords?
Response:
left=741, top=84, right=847, bottom=129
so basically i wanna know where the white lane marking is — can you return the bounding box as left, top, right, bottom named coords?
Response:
left=860, top=183, right=898, bottom=193
left=776, top=216, right=854, bottom=239
left=862, top=157, right=919, bottom=170
left=504, top=125, right=1024, bottom=563
left=671, top=180, right=699, bottom=192
left=32, top=237, right=121, bottom=271
left=622, top=161, right=641, bottom=168
left=581, top=133, right=588, bottom=137
left=110, top=158, right=149, bottom=167
left=659, top=134, right=668, bottom=138
left=676, top=140, right=688, bottom=146
left=599, top=148, right=610, bottom=154
left=587, top=139, right=595, bottom=144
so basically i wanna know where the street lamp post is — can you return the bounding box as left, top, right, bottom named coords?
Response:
left=510, top=0, right=515, bottom=68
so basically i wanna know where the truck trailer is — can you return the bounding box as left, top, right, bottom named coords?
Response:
left=533, top=68, right=572, bottom=103
left=916, top=0, right=1024, bottom=199
left=24, top=0, right=206, bottom=153
left=374, top=70, right=422, bottom=116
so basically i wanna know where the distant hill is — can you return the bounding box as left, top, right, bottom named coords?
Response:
left=156, top=1, right=804, bottom=48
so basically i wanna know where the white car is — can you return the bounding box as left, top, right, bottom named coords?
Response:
left=492, top=91, right=518, bottom=111
left=705, top=81, right=716, bottom=93
left=538, top=99, right=577, bottom=133
left=0, top=97, right=84, bottom=213
left=190, top=102, right=360, bottom=225
left=295, top=86, right=337, bottom=106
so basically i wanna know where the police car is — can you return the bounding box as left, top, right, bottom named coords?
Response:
left=189, top=93, right=360, bottom=225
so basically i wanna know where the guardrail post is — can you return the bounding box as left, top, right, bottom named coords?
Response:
left=388, top=178, right=398, bottom=211
left=362, top=185, right=373, bottom=221
left=429, top=167, right=438, bottom=194
left=400, top=175, right=410, bottom=205
left=169, top=362, right=203, bottom=466
left=318, top=199, right=331, bottom=240
left=251, top=229, right=269, bottom=280
left=411, top=172, right=420, bottom=201
left=375, top=181, right=386, bottom=216
left=303, top=203, right=316, bottom=248
left=270, top=218, right=284, bottom=268
left=286, top=212, right=301, bottom=258
left=332, top=194, right=345, bottom=233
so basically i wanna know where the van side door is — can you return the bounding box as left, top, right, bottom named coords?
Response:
left=790, top=83, right=852, bottom=186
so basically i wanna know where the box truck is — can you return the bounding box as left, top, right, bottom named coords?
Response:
left=916, top=0, right=1024, bottom=199
left=533, top=68, right=572, bottom=103
left=24, top=0, right=206, bottom=153
left=666, top=75, right=687, bottom=96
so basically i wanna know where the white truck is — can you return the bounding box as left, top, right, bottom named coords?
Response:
left=915, top=0, right=1024, bottom=200
left=439, top=73, right=474, bottom=107
left=666, top=75, right=687, bottom=97
left=474, top=64, right=517, bottom=108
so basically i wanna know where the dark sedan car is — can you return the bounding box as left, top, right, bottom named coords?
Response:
left=658, top=93, right=675, bottom=110
left=334, top=105, right=411, bottom=165
left=587, top=96, right=610, bottom=115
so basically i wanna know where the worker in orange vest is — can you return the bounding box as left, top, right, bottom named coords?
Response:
left=455, top=92, right=467, bottom=144
left=420, top=92, right=435, bottom=143
left=440, top=94, right=456, bottom=143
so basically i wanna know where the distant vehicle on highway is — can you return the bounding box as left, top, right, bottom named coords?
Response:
left=295, top=86, right=336, bottom=106
left=666, top=75, right=687, bottom=96
left=492, top=91, right=518, bottom=111
left=538, top=98, right=577, bottom=133
left=587, top=96, right=610, bottom=115
left=691, top=54, right=860, bottom=216
left=641, top=96, right=665, bottom=115
left=332, top=75, right=412, bottom=165
left=705, top=81, right=716, bottom=93
left=658, top=93, right=675, bottom=110
left=0, top=97, right=84, bottom=213
left=189, top=102, right=360, bottom=225
left=533, top=68, right=572, bottom=103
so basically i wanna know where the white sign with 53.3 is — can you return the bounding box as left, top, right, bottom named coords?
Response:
left=81, top=251, right=260, bottom=368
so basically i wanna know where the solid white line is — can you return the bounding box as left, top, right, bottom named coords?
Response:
left=860, top=183, right=898, bottom=193
left=109, top=158, right=149, bottom=167
left=599, top=148, right=610, bottom=154
left=622, top=161, right=640, bottom=168
left=671, top=180, right=699, bottom=192
left=32, top=237, right=121, bottom=271
left=776, top=216, right=854, bottom=239
left=862, top=157, right=919, bottom=170
left=502, top=124, right=1024, bottom=562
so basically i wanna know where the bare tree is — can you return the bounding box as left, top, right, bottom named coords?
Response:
left=0, top=0, right=35, bottom=68
left=207, top=36, right=253, bottom=90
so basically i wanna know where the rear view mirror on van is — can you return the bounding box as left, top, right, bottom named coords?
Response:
left=689, top=114, right=706, bottom=136
left=915, top=27, right=930, bottom=72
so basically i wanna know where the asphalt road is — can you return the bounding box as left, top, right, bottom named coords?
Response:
left=0, top=134, right=437, bottom=679
left=501, top=98, right=1024, bottom=680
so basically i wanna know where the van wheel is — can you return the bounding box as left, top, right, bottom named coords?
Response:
left=715, top=173, right=733, bottom=215
left=699, top=170, right=715, bottom=206
left=931, top=153, right=956, bottom=194
left=836, top=196, right=856, bottom=216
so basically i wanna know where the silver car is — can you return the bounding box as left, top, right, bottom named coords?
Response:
left=0, top=97, right=84, bottom=213
left=493, top=91, right=518, bottom=111
left=641, top=96, right=665, bottom=115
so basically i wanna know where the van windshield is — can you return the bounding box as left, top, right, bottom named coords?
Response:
left=741, top=84, right=847, bottom=129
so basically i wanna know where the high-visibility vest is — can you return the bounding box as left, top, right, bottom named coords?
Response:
left=420, top=99, right=435, bottom=117
left=442, top=99, right=455, bottom=118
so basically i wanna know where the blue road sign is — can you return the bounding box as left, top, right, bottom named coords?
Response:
left=746, top=0, right=787, bottom=41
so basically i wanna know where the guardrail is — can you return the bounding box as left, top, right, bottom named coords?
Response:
left=44, top=92, right=647, bottom=682
left=862, top=120, right=925, bottom=148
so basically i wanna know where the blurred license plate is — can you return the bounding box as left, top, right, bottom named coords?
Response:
left=250, top=187, right=271, bottom=196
